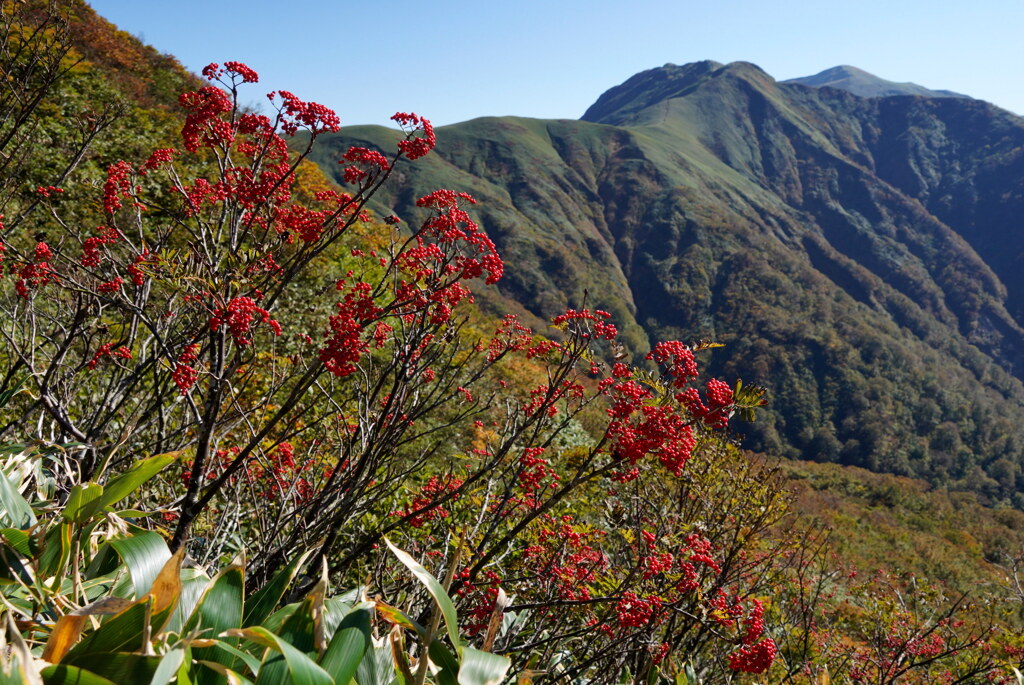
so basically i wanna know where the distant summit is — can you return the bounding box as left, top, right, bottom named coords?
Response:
left=581, top=60, right=773, bottom=126
left=783, top=65, right=969, bottom=99
left=582, top=62, right=972, bottom=126
left=581, top=60, right=725, bottom=124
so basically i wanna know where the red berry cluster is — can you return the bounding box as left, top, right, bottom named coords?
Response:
left=173, top=344, right=200, bottom=394
left=209, top=296, right=282, bottom=346
left=269, top=90, right=341, bottom=136
left=320, top=281, right=380, bottom=378
left=517, top=447, right=560, bottom=495
left=551, top=308, right=617, bottom=340
left=81, top=237, right=105, bottom=268
left=395, top=474, right=464, bottom=528
left=453, top=568, right=502, bottom=636
left=340, top=146, right=390, bottom=185
left=727, top=638, right=778, bottom=674
left=141, top=148, right=176, bottom=173
left=604, top=374, right=696, bottom=479
left=179, top=86, right=233, bottom=152
left=523, top=515, right=608, bottom=602
left=415, top=189, right=503, bottom=285
left=103, top=161, right=138, bottom=214
left=392, top=112, right=436, bottom=160
left=87, top=342, right=132, bottom=370
left=646, top=340, right=698, bottom=387
left=486, top=314, right=533, bottom=362
left=14, top=242, right=57, bottom=299
left=202, top=61, right=259, bottom=84
left=97, top=276, right=122, bottom=294
left=34, top=242, right=52, bottom=262
left=615, top=591, right=663, bottom=629
left=127, top=249, right=157, bottom=286
left=680, top=378, right=734, bottom=429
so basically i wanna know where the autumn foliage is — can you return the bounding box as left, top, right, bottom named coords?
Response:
left=2, top=3, right=1024, bottom=683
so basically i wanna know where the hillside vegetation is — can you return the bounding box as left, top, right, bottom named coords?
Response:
left=2, top=3, right=1024, bottom=683
left=309, top=60, right=1024, bottom=506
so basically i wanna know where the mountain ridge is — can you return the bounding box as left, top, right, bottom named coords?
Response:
left=783, top=64, right=970, bottom=100
left=309, top=61, right=1024, bottom=503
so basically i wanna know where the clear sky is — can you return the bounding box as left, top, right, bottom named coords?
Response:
left=88, top=0, right=1024, bottom=127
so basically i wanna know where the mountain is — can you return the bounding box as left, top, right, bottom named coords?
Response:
left=309, top=60, right=1024, bottom=504
left=783, top=65, right=969, bottom=99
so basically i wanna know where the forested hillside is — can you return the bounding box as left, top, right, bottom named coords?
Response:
left=309, top=60, right=1024, bottom=504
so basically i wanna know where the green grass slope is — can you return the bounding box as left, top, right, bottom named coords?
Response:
left=308, top=61, right=1024, bottom=506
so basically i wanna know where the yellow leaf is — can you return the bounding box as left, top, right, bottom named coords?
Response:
left=41, top=596, right=133, bottom=663
left=149, top=546, right=185, bottom=614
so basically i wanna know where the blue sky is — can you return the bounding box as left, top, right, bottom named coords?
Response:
left=89, top=0, right=1024, bottom=127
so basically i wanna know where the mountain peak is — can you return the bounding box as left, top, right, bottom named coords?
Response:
left=783, top=65, right=968, bottom=100
left=581, top=60, right=772, bottom=125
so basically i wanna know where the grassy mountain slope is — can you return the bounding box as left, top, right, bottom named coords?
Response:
left=309, top=61, right=1024, bottom=504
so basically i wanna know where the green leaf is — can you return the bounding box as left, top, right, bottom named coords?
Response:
left=0, top=613, right=42, bottom=685
left=332, top=587, right=363, bottom=604
left=42, top=597, right=134, bottom=663
left=176, top=648, right=196, bottom=685
left=97, top=452, right=179, bottom=512
left=275, top=587, right=322, bottom=653
left=427, top=640, right=459, bottom=685
left=384, top=538, right=460, bottom=649
left=149, top=649, right=186, bottom=685
left=207, top=641, right=261, bottom=675
left=0, top=467, right=35, bottom=528
left=196, top=662, right=254, bottom=685
left=354, top=642, right=395, bottom=685
left=185, top=563, right=243, bottom=685
left=185, top=563, right=243, bottom=635
left=66, top=570, right=178, bottom=664
left=225, top=627, right=333, bottom=685
left=1, top=527, right=33, bottom=557
left=62, top=483, right=105, bottom=524
left=40, top=664, right=118, bottom=685
left=242, top=549, right=313, bottom=627
left=0, top=380, right=25, bottom=410
left=319, top=604, right=372, bottom=685
left=107, top=532, right=172, bottom=599
left=38, top=522, right=72, bottom=579
left=456, top=647, right=510, bottom=685
left=170, top=566, right=212, bottom=634
left=58, top=653, right=161, bottom=683
left=0, top=542, right=33, bottom=587
left=322, top=598, right=354, bottom=638
left=261, top=603, right=300, bottom=635
left=257, top=570, right=326, bottom=684
left=374, top=602, right=426, bottom=640
left=112, top=509, right=158, bottom=518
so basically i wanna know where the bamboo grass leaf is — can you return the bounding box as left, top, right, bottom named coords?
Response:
left=384, top=538, right=460, bottom=650
left=224, top=627, right=333, bottom=685
left=319, top=603, right=372, bottom=685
